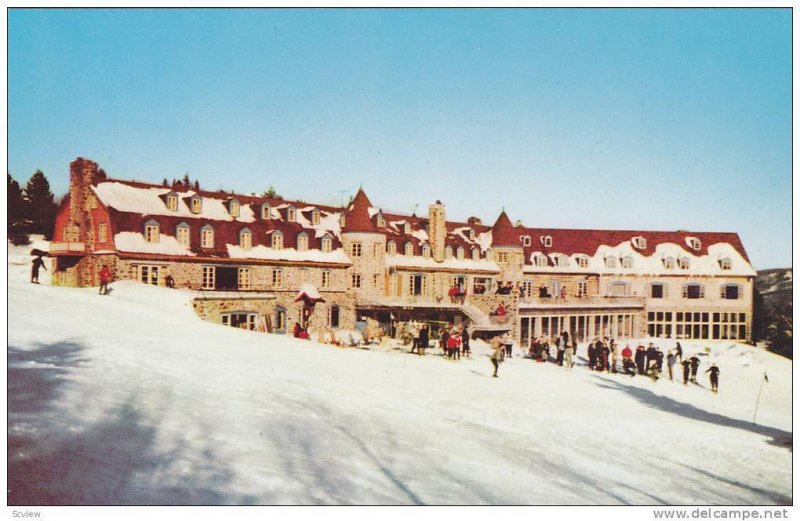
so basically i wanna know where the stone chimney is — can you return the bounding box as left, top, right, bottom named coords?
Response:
left=429, top=200, right=446, bottom=262
left=67, top=158, right=103, bottom=243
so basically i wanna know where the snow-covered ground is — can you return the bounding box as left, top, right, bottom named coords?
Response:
left=7, top=240, right=792, bottom=505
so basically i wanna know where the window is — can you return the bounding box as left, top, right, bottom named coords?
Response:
left=387, top=241, right=397, bottom=255
left=166, top=194, right=178, bottom=211
left=328, top=305, right=340, bottom=328
left=650, top=283, right=666, bottom=299
left=144, top=220, right=160, bottom=243
left=468, top=229, right=475, bottom=240
left=139, top=265, right=160, bottom=286
left=404, top=222, right=412, bottom=235
left=621, top=256, right=634, bottom=269
left=239, top=229, right=252, bottom=250
left=190, top=197, right=202, bottom=214
left=576, top=256, right=589, bottom=268
left=471, top=248, right=480, bottom=260
left=297, top=233, right=309, bottom=252
left=222, top=312, right=257, bottom=330
left=663, top=257, right=676, bottom=269
left=521, top=235, right=531, bottom=247
left=534, top=254, right=548, bottom=267
left=271, top=269, right=283, bottom=288
left=97, top=223, right=107, bottom=244
left=321, top=270, right=331, bottom=289
left=679, top=257, right=690, bottom=270
left=721, top=284, right=741, bottom=300
left=423, top=244, right=431, bottom=258
left=409, top=274, right=427, bottom=296
left=238, top=267, right=252, bottom=290
left=608, top=281, right=630, bottom=296
left=271, top=231, right=284, bottom=250
left=376, top=213, right=385, bottom=228
left=261, top=204, right=271, bottom=220
left=351, top=243, right=362, bottom=257
left=405, top=242, right=414, bottom=256
left=577, top=281, right=588, bottom=297
left=720, top=258, right=732, bottom=270
left=687, top=237, right=702, bottom=250
left=321, top=236, right=332, bottom=253
left=229, top=200, right=240, bottom=218
left=445, top=246, right=453, bottom=259
left=287, top=207, right=296, bottom=222
left=351, top=273, right=362, bottom=288
left=497, top=251, right=509, bottom=264
left=456, top=246, right=464, bottom=260
left=176, top=224, right=190, bottom=247
left=541, top=235, right=552, bottom=247
left=311, top=209, right=320, bottom=226
left=339, top=214, right=346, bottom=228
left=556, top=255, right=569, bottom=268
left=202, top=266, right=215, bottom=289
left=683, top=284, right=704, bottom=299
left=201, top=226, right=214, bottom=248
left=632, top=236, right=647, bottom=249
left=373, top=243, right=381, bottom=257
left=605, top=257, right=618, bottom=269
left=373, top=273, right=381, bottom=288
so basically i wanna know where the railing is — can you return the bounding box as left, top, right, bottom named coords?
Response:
left=518, top=296, right=646, bottom=308
left=49, top=242, right=86, bottom=253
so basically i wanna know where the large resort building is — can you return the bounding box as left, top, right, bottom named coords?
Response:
left=50, top=157, right=756, bottom=345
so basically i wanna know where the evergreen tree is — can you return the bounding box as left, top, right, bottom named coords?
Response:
left=7, top=173, right=29, bottom=245
left=263, top=185, right=281, bottom=199
left=24, top=170, right=57, bottom=239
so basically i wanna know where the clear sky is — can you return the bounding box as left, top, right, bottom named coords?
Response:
left=8, top=8, right=792, bottom=269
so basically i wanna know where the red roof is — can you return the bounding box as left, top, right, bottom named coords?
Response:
left=491, top=211, right=521, bottom=247
left=342, top=188, right=378, bottom=233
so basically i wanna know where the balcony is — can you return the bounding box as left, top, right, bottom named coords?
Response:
left=49, top=242, right=86, bottom=255
left=518, top=296, right=646, bottom=310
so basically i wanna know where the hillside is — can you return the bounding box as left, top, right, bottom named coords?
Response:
left=757, top=268, right=792, bottom=308
left=7, top=241, right=792, bottom=506
left=756, top=268, right=792, bottom=358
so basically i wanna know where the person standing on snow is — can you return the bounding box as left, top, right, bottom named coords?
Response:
left=555, top=335, right=565, bottom=366
left=418, top=325, right=429, bottom=356
left=610, top=339, right=619, bottom=373
left=588, top=339, right=598, bottom=370
left=461, top=325, right=471, bottom=358
left=675, top=342, right=683, bottom=363
left=681, top=359, right=692, bottom=385
left=564, top=341, right=574, bottom=369
left=31, top=256, right=47, bottom=284
left=502, top=332, right=513, bottom=358
left=635, top=345, right=647, bottom=375
left=706, top=364, right=720, bottom=392
left=490, top=335, right=505, bottom=377
left=689, top=356, right=701, bottom=383
left=666, top=351, right=676, bottom=381
left=99, top=265, right=111, bottom=295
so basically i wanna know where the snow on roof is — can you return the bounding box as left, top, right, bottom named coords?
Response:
left=315, top=211, right=342, bottom=239
left=411, top=228, right=429, bottom=243
left=385, top=254, right=501, bottom=273
left=296, top=283, right=322, bottom=301
left=94, top=181, right=255, bottom=223
left=226, top=244, right=351, bottom=265
left=115, top=232, right=197, bottom=257
left=475, top=230, right=493, bottom=253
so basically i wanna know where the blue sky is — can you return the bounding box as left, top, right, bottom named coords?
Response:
left=8, top=8, right=791, bottom=269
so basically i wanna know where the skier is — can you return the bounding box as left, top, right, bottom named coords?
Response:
left=635, top=345, right=647, bottom=375
left=410, top=321, right=420, bottom=354
left=588, top=339, right=597, bottom=370
left=503, top=332, right=513, bottom=358
left=461, top=325, right=471, bottom=358
left=666, top=351, right=676, bottom=381
left=564, top=341, right=574, bottom=369
left=645, top=343, right=658, bottom=373
left=689, top=356, right=701, bottom=383
left=99, top=265, right=111, bottom=295
left=681, top=359, right=692, bottom=385
left=556, top=335, right=565, bottom=366
left=418, top=325, right=429, bottom=356
left=706, top=364, right=720, bottom=392
left=610, top=339, right=618, bottom=373
left=440, top=328, right=450, bottom=354
left=601, top=339, right=611, bottom=372
left=490, top=335, right=505, bottom=377
left=675, top=342, right=683, bottom=363
left=31, top=256, right=47, bottom=284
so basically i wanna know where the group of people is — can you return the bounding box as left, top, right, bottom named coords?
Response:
left=447, top=284, right=467, bottom=304
left=439, top=325, right=472, bottom=359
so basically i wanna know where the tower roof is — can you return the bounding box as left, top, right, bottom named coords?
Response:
left=343, top=187, right=378, bottom=233
left=491, top=210, right=521, bottom=247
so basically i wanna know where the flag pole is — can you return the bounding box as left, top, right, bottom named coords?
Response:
left=752, top=371, right=768, bottom=425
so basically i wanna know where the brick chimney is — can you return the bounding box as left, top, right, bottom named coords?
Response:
left=429, top=200, right=446, bottom=262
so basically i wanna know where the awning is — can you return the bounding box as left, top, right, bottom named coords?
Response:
left=295, top=283, right=325, bottom=304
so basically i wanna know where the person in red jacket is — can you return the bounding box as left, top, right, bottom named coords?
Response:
left=99, top=265, right=111, bottom=295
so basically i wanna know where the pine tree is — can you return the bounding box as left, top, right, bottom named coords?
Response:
left=7, top=173, right=29, bottom=245
left=24, top=170, right=57, bottom=239
left=263, top=185, right=281, bottom=199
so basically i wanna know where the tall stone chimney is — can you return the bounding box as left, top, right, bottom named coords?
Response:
left=67, top=158, right=103, bottom=243
left=429, top=200, right=446, bottom=262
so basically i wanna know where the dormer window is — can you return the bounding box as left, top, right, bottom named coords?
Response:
left=686, top=237, right=702, bottom=251
left=720, top=258, right=732, bottom=270
left=555, top=255, right=569, bottom=267
left=190, top=196, right=202, bottom=214
left=201, top=225, right=214, bottom=248
left=576, top=255, right=589, bottom=268
left=176, top=223, right=190, bottom=247
left=297, top=232, right=309, bottom=252
left=144, top=220, right=160, bottom=243
left=261, top=203, right=272, bottom=220
left=165, top=193, right=178, bottom=212
left=404, top=222, right=412, bottom=235
left=311, top=209, right=320, bottom=226
left=663, top=256, right=676, bottom=269
left=521, top=235, right=531, bottom=247
left=456, top=246, right=464, bottom=260
left=541, top=235, right=552, bottom=248
left=632, top=236, right=647, bottom=249
left=339, top=214, right=346, bottom=228
left=286, top=207, right=296, bottom=223
left=321, top=235, right=332, bottom=253
left=422, top=244, right=431, bottom=258
left=239, top=228, right=252, bottom=249
left=679, top=257, right=691, bottom=270
left=605, top=257, right=618, bottom=269
left=471, top=248, right=480, bottom=260
left=404, top=242, right=414, bottom=256
left=272, top=230, right=284, bottom=250
left=534, top=254, right=548, bottom=267
left=621, top=256, right=634, bottom=269
left=376, top=212, right=385, bottom=228
left=385, top=241, right=396, bottom=255
left=228, top=199, right=240, bottom=218
left=445, top=246, right=453, bottom=259
left=468, top=229, right=475, bottom=241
